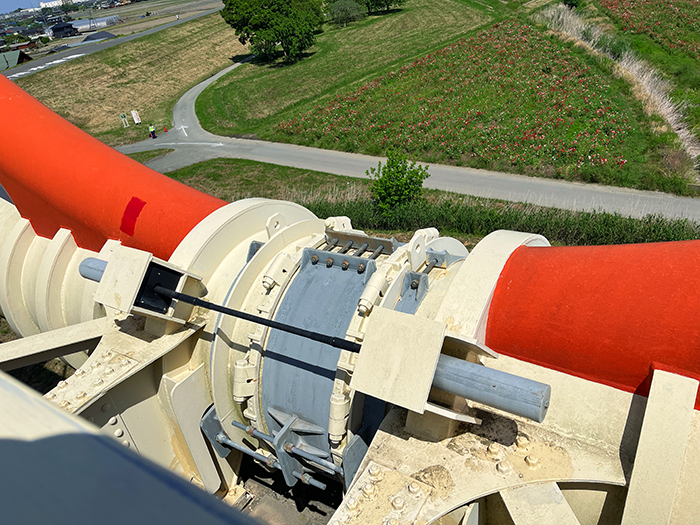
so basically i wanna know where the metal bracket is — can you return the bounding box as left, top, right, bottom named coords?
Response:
left=394, top=271, right=429, bottom=314
left=426, top=247, right=467, bottom=268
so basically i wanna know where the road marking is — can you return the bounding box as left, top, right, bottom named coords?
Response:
left=177, top=125, right=189, bottom=137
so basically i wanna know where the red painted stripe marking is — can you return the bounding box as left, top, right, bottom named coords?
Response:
left=120, top=197, right=146, bottom=237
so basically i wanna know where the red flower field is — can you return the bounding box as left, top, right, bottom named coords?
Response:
left=278, top=21, right=640, bottom=177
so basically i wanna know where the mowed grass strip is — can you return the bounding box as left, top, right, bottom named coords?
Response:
left=164, top=158, right=700, bottom=246
left=275, top=19, right=690, bottom=193
left=16, top=13, right=248, bottom=146
left=195, top=0, right=490, bottom=137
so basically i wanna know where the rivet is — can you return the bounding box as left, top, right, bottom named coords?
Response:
left=516, top=435, right=530, bottom=449
left=122, top=440, right=130, bottom=448
left=59, top=400, right=71, bottom=409
left=92, top=361, right=102, bottom=368
left=76, top=391, right=87, bottom=399
left=487, top=442, right=500, bottom=457
left=525, top=455, right=539, bottom=468
left=326, top=258, right=334, bottom=268
left=346, top=497, right=359, bottom=511
left=369, top=465, right=383, bottom=481
left=357, top=263, right=366, bottom=274
left=93, top=378, right=104, bottom=386
left=101, top=403, right=111, bottom=412
left=496, top=461, right=512, bottom=474
left=114, top=429, right=124, bottom=438
left=105, top=367, right=115, bottom=375
left=105, top=351, right=113, bottom=358
left=75, top=369, right=86, bottom=377
left=87, top=416, right=95, bottom=422
left=341, top=260, right=349, bottom=271
left=311, top=254, right=319, bottom=265
left=392, top=496, right=405, bottom=510
left=120, top=359, right=130, bottom=368
left=109, top=416, right=118, bottom=425
left=362, top=483, right=376, bottom=499
left=45, top=393, right=57, bottom=400
left=57, top=380, right=67, bottom=389
left=408, top=481, right=420, bottom=494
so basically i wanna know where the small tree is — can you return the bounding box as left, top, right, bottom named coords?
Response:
left=329, top=0, right=365, bottom=27
left=367, top=150, right=430, bottom=217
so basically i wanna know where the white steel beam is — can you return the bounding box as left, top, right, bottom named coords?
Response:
left=621, top=369, right=699, bottom=525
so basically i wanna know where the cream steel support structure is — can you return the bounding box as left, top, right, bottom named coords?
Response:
left=2, top=77, right=700, bottom=524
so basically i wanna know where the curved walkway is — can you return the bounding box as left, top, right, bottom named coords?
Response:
left=117, top=59, right=700, bottom=221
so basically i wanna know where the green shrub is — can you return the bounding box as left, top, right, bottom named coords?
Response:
left=367, top=150, right=430, bottom=217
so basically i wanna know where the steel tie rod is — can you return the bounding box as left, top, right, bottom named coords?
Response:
left=154, top=286, right=361, bottom=353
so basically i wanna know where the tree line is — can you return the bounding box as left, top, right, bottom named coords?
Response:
left=221, top=0, right=407, bottom=62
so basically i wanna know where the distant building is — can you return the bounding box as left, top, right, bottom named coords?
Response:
left=0, top=50, right=32, bottom=71
left=50, top=21, right=78, bottom=38
left=71, top=15, right=121, bottom=32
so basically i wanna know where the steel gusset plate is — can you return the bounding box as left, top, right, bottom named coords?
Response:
left=261, top=248, right=376, bottom=467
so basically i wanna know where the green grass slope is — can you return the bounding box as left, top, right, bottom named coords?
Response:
left=195, top=0, right=491, bottom=137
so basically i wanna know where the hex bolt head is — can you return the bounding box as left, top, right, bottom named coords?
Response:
left=346, top=497, right=359, bottom=512
left=369, top=465, right=383, bottom=481
left=120, top=359, right=130, bottom=368
left=311, top=254, right=319, bottom=265
left=75, top=369, right=86, bottom=377
left=410, top=279, right=419, bottom=290
left=408, top=481, right=420, bottom=494
left=392, top=496, right=405, bottom=510
left=525, top=455, right=539, bottom=468
left=59, top=400, right=71, bottom=409
left=76, top=391, right=87, bottom=399
left=516, top=435, right=530, bottom=449
left=487, top=442, right=500, bottom=457
left=362, top=483, right=377, bottom=499
left=57, top=380, right=67, bottom=389
left=326, top=258, right=334, bottom=268
left=93, top=378, right=104, bottom=386
left=45, top=393, right=57, bottom=400
left=357, top=263, right=366, bottom=274
left=341, top=260, right=349, bottom=271
left=496, top=461, right=512, bottom=474
left=105, top=367, right=115, bottom=375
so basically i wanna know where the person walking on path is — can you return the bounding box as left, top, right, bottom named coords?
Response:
left=149, top=124, right=157, bottom=139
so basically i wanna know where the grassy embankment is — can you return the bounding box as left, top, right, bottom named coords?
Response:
left=166, top=158, right=700, bottom=247
left=198, top=0, right=694, bottom=194
left=16, top=13, right=248, bottom=146
left=589, top=0, right=700, bottom=143
left=195, top=0, right=493, bottom=135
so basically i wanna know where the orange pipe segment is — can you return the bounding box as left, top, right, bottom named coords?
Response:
left=0, top=77, right=226, bottom=260
left=486, top=241, right=700, bottom=408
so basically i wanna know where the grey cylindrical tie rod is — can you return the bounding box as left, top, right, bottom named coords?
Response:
left=433, top=354, right=551, bottom=423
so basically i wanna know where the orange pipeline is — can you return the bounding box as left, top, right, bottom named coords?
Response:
left=486, top=240, right=700, bottom=408
left=0, top=77, right=225, bottom=260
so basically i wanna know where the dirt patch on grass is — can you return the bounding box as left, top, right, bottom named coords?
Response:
left=17, top=13, right=248, bottom=146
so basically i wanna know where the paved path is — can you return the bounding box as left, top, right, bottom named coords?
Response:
left=3, top=7, right=222, bottom=80
left=118, top=60, right=700, bottom=221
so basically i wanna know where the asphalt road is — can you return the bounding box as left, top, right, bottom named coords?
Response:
left=2, top=6, right=222, bottom=80
left=117, top=59, right=700, bottom=221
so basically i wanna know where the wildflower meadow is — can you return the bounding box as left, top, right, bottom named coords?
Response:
left=277, top=21, right=677, bottom=188
left=599, top=0, right=700, bottom=60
